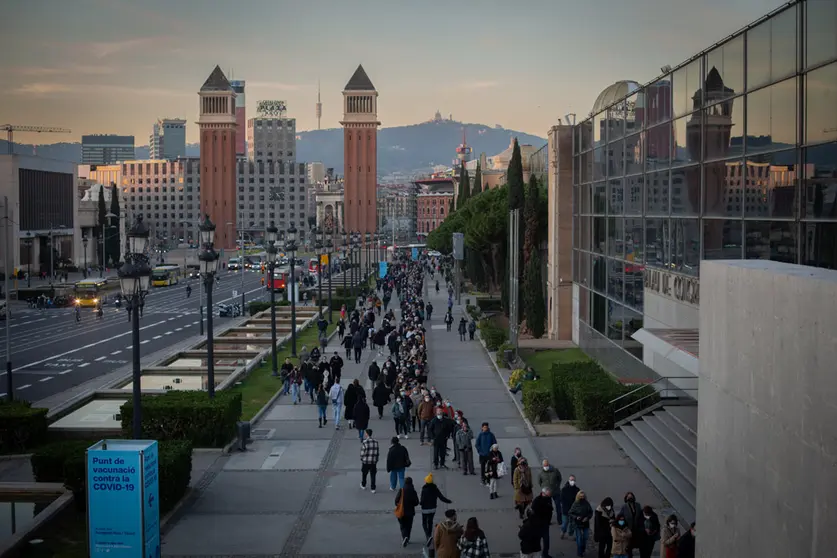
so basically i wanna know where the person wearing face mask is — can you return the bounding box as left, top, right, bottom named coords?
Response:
left=618, top=492, right=642, bottom=556
left=594, top=496, right=615, bottom=558
left=611, top=514, right=633, bottom=558
left=454, top=419, right=475, bottom=474
left=538, top=459, right=563, bottom=523
left=399, top=389, right=414, bottom=433
left=639, top=506, right=660, bottom=558
left=661, top=514, right=680, bottom=558
left=510, top=448, right=523, bottom=486
left=429, top=408, right=454, bottom=469
left=392, top=396, right=409, bottom=438
left=417, top=393, right=435, bottom=444
left=676, top=522, right=695, bottom=558
left=560, top=475, right=580, bottom=540
left=568, top=490, right=593, bottom=557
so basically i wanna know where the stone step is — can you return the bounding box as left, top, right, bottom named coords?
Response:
left=665, top=405, right=698, bottom=436
left=632, top=419, right=697, bottom=488
left=653, top=408, right=698, bottom=452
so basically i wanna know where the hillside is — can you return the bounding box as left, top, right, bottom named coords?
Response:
left=0, top=120, right=546, bottom=176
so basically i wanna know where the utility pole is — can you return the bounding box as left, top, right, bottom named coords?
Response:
left=3, top=197, right=13, bottom=400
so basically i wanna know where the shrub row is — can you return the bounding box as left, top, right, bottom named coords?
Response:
left=478, top=318, right=507, bottom=351
left=476, top=298, right=503, bottom=313
left=120, top=391, right=242, bottom=448
left=248, top=300, right=291, bottom=315
left=31, top=439, right=192, bottom=514
left=550, top=361, right=658, bottom=430
left=522, top=389, right=552, bottom=423
left=0, top=399, right=48, bottom=453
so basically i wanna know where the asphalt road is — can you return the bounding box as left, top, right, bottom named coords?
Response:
left=0, top=269, right=268, bottom=402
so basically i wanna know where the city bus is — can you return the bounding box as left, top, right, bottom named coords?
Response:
left=152, top=265, right=182, bottom=287
left=267, top=265, right=305, bottom=292
left=74, top=279, right=109, bottom=308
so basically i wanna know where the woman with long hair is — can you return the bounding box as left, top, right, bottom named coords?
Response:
left=457, top=516, right=490, bottom=558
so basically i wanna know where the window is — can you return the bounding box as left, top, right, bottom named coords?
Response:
left=706, top=35, right=744, bottom=98
left=807, top=0, right=837, bottom=69
left=673, top=59, right=702, bottom=117
left=805, top=62, right=837, bottom=144
left=747, top=7, right=797, bottom=89
left=746, top=78, right=797, bottom=152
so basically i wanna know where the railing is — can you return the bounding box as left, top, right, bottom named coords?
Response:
left=611, top=375, right=698, bottom=426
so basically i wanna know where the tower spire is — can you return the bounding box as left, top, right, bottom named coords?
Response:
left=315, top=79, right=323, bottom=131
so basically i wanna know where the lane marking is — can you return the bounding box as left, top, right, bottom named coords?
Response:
left=126, top=345, right=133, bottom=349
left=175, top=328, right=183, bottom=332
left=78, top=362, right=90, bottom=368
left=140, top=340, right=149, bottom=345
left=18, top=384, right=31, bottom=390
left=95, top=356, right=106, bottom=361
left=111, top=350, right=122, bottom=355
left=59, top=369, right=72, bottom=375
left=168, top=317, right=176, bottom=321
left=164, top=331, right=173, bottom=335
left=39, top=376, right=53, bottom=382
left=152, top=335, right=162, bottom=340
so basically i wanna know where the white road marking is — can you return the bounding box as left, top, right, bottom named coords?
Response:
left=140, top=340, right=149, bottom=345
left=95, top=356, right=106, bottom=361
left=164, top=331, right=173, bottom=335
left=175, top=328, right=183, bottom=332
left=126, top=345, right=133, bottom=349
left=59, top=369, right=72, bottom=375
left=18, top=384, right=31, bottom=390
left=78, top=362, right=90, bottom=368
left=39, top=376, right=53, bottom=382
left=152, top=335, right=162, bottom=340
left=168, top=317, right=176, bottom=321
left=111, top=350, right=122, bottom=355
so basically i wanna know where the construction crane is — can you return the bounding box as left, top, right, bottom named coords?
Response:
left=1, top=124, right=72, bottom=155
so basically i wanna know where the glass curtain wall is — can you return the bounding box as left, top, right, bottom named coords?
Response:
left=572, top=0, right=837, bottom=368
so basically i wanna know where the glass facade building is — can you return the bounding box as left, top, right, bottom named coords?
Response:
left=572, top=0, right=837, bottom=372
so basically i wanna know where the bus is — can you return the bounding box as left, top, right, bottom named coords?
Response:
left=74, top=279, right=109, bottom=308
left=267, top=265, right=305, bottom=292
left=152, top=265, right=182, bottom=287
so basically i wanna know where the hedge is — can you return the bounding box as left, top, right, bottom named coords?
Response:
left=476, top=298, right=503, bottom=313
left=0, top=399, right=48, bottom=453
left=120, top=391, right=242, bottom=448
left=31, top=439, right=192, bottom=514
left=249, top=299, right=290, bottom=316
left=522, top=389, right=552, bottom=423
left=550, top=361, right=658, bottom=430
left=478, top=318, right=507, bottom=351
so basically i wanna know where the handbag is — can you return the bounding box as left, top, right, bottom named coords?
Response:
left=496, top=462, right=507, bottom=478
left=394, top=489, right=405, bottom=519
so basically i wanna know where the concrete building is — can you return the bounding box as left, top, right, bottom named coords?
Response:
left=247, top=115, right=296, bottom=164
left=341, top=64, right=379, bottom=233
left=416, top=192, right=453, bottom=235
left=697, top=260, right=836, bottom=557
left=81, top=134, right=135, bottom=165
left=0, top=154, right=79, bottom=275
left=198, top=65, right=238, bottom=250
left=149, top=118, right=187, bottom=160
left=307, top=162, right=326, bottom=185
left=230, top=80, right=246, bottom=156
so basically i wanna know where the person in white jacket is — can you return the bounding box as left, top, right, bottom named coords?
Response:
left=329, top=379, right=345, bottom=430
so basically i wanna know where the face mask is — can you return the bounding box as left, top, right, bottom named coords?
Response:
left=543, top=466, right=549, bottom=471
left=396, top=399, right=401, bottom=403
left=605, top=505, right=612, bottom=511
left=669, top=522, right=676, bottom=528
left=431, top=390, right=436, bottom=395
left=618, top=520, right=625, bottom=526
left=569, top=480, right=575, bottom=486
left=400, top=392, right=406, bottom=396
left=424, top=398, right=430, bottom=402
left=436, top=414, right=442, bottom=419
left=627, top=497, right=635, bottom=503
left=644, top=515, right=650, bottom=520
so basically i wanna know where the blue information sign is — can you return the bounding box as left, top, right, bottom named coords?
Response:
left=411, top=247, right=418, bottom=261
left=87, top=440, right=160, bottom=558
left=378, top=261, right=388, bottom=279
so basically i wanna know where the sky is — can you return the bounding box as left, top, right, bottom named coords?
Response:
left=0, top=0, right=787, bottom=145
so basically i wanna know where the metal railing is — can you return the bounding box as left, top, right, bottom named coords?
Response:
left=611, top=375, right=698, bottom=426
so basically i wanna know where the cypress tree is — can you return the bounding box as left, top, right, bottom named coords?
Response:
left=457, top=161, right=470, bottom=208
left=473, top=160, right=483, bottom=195
left=97, top=184, right=107, bottom=267
left=523, top=175, right=539, bottom=266
left=109, top=183, right=121, bottom=264
left=507, top=139, right=524, bottom=210
left=522, top=175, right=544, bottom=335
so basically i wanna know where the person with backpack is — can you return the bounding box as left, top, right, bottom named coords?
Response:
left=467, top=319, right=476, bottom=340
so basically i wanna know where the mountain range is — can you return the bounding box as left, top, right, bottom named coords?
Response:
left=0, top=119, right=547, bottom=176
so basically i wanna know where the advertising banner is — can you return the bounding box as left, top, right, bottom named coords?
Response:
left=452, top=233, right=464, bottom=260
left=379, top=261, right=388, bottom=278
left=87, top=440, right=160, bottom=558
left=411, top=247, right=418, bottom=261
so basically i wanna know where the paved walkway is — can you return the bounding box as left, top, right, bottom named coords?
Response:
left=161, top=281, right=666, bottom=557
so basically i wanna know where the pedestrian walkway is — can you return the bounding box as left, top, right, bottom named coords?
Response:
left=161, top=279, right=667, bottom=557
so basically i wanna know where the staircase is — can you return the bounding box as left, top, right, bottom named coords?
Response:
left=611, top=404, right=698, bottom=524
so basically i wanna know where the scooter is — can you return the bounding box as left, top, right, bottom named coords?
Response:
left=218, top=303, right=241, bottom=318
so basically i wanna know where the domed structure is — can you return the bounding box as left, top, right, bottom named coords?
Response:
left=591, top=80, right=641, bottom=114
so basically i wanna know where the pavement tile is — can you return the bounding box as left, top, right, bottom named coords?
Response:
left=224, top=440, right=330, bottom=471
left=190, top=470, right=317, bottom=514
left=162, top=513, right=295, bottom=555
left=300, top=512, right=420, bottom=555
left=263, top=404, right=323, bottom=421
left=255, top=419, right=336, bottom=440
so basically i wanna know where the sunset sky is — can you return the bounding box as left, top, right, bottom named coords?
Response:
left=1, top=0, right=785, bottom=144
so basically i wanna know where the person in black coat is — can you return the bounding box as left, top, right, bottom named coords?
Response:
left=344, top=381, right=359, bottom=428
left=342, top=333, right=353, bottom=359
left=352, top=331, right=364, bottom=363
left=372, top=380, right=391, bottom=419
left=353, top=395, right=370, bottom=440
left=518, top=508, right=542, bottom=557
left=560, top=476, right=580, bottom=539
left=368, top=361, right=381, bottom=384
left=677, top=522, right=696, bottom=558
left=419, top=473, right=452, bottom=540
left=386, top=437, right=411, bottom=489
left=394, top=476, right=419, bottom=547
left=329, top=352, right=344, bottom=383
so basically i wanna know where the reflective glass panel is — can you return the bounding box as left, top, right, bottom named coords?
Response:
left=624, top=264, right=645, bottom=312
left=646, top=170, right=670, bottom=216
left=802, top=142, right=837, bottom=218
left=673, top=114, right=700, bottom=166
left=807, top=0, right=837, bottom=69
left=671, top=218, right=700, bottom=276
left=593, top=182, right=607, bottom=214
left=594, top=112, right=606, bottom=147
left=743, top=149, right=798, bottom=218
left=592, top=255, right=607, bottom=293
left=745, top=221, right=797, bottom=263
left=580, top=120, right=594, bottom=152
left=746, top=78, right=797, bottom=153
left=591, top=292, right=607, bottom=335
left=607, top=217, right=625, bottom=259
left=645, top=218, right=670, bottom=268
left=593, top=217, right=606, bottom=254
left=671, top=165, right=701, bottom=216
left=673, top=59, right=702, bottom=117
left=593, top=147, right=607, bottom=180
left=625, top=218, right=644, bottom=263
left=703, top=97, right=745, bottom=161
left=580, top=184, right=592, bottom=214
left=706, top=35, right=745, bottom=99
left=607, top=100, right=626, bottom=141
left=646, top=122, right=672, bottom=170
left=579, top=284, right=590, bottom=322
left=605, top=295, right=624, bottom=341
left=747, top=6, right=798, bottom=90
left=801, top=222, right=837, bottom=269
left=579, top=251, right=591, bottom=287
left=625, top=175, right=643, bottom=216
left=625, top=134, right=643, bottom=175
left=581, top=151, right=593, bottom=183
left=609, top=179, right=624, bottom=215
left=622, top=306, right=645, bottom=350
left=573, top=215, right=579, bottom=248
left=625, top=93, right=641, bottom=135
left=704, top=159, right=741, bottom=217
left=609, top=140, right=625, bottom=177
left=703, top=219, right=743, bottom=260
left=644, top=78, right=672, bottom=126
left=805, top=62, right=837, bottom=144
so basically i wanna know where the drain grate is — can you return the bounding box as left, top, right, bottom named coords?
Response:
left=250, top=428, right=274, bottom=440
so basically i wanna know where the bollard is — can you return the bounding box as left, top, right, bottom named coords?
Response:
left=236, top=421, right=251, bottom=452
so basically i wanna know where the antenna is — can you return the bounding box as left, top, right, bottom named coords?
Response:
left=316, top=79, right=322, bottom=130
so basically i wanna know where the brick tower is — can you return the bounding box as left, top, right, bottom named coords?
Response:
left=341, top=64, right=380, bottom=234
left=198, top=65, right=237, bottom=249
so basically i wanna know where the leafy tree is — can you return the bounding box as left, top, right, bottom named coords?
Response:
left=109, top=183, right=121, bottom=264
left=472, top=160, right=483, bottom=195
left=97, top=184, right=106, bottom=266
left=457, top=161, right=470, bottom=208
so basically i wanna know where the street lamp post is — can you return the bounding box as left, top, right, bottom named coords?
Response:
left=315, top=227, right=323, bottom=320
left=24, top=232, right=33, bottom=288
left=198, top=215, right=220, bottom=398
left=82, top=235, right=88, bottom=277
left=326, top=235, right=334, bottom=323
left=117, top=215, right=152, bottom=439
left=352, top=231, right=361, bottom=299
left=286, top=224, right=298, bottom=357
left=265, top=222, right=279, bottom=377
left=341, top=231, right=348, bottom=311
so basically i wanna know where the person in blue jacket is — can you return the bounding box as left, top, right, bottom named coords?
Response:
left=475, top=422, right=498, bottom=485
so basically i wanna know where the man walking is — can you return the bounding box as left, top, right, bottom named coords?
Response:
left=429, top=408, right=453, bottom=469
left=455, top=421, right=475, bottom=475
left=539, top=458, right=563, bottom=525
left=475, top=422, right=498, bottom=484
left=359, top=429, right=379, bottom=493
left=329, top=379, right=344, bottom=430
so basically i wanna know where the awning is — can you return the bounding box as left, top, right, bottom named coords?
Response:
left=631, top=328, right=699, bottom=376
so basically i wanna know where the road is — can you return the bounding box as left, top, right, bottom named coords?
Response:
left=0, top=269, right=267, bottom=403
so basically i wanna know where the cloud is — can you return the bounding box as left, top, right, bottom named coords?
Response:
left=72, top=37, right=163, bottom=59
left=13, top=65, right=116, bottom=76
left=7, top=82, right=191, bottom=99
left=247, top=81, right=303, bottom=91
left=456, top=81, right=500, bottom=90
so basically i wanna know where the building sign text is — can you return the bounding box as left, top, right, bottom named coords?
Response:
left=644, top=269, right=700, bottom=306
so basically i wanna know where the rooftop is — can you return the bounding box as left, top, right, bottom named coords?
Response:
left=344, top=64, right=376, bottom=91
left=201, top=65, right=233, bottom=92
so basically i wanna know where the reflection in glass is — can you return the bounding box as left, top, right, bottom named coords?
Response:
left=802, top=142, right=837, bottom=218
left=579, top=251, right=591, bottom=288
left=671, top=165, right=701, bottom=215
left=625, top=92, right=641, bottom=135
left=580, top=217, right=591, bottom=256
left=704, top=159, right=740, bottom=217
left=743, top=150, right=798, bottom=218
left=745, top=221, right=797, bottom=263
left=671, top=219, right=700, bottom=275
left=625, top=134, right=643, bottom=174
left=673, top=114, right=700, bottom=166
left=805, top=62, right=837, bottom=144
left=807, top=0, right=837, bottom=69
left=746, top=78, right=797, bottom=152
left=646, top=122, right=672, bottom=170
left=607, top=100, right=626, bottom=141
left=609, top=140, right=625, bottom=177
left=580, top=184, right=591, bottom=214
left=592, top=255, right=606, bottom=293
left=605, top=296, right=624, bottom=341
left=747, top=6, right=797, bottom=89
left=645, top=217, right=670, bottom=268
left=624, top=262, right=645, bottom=312
left=703, top=219, right=742, bottom=260
left=622, top=305, right=645, bottom=358
left=607, top=217, right=624, bottom=258
left=593, top=182, right=607, bottom=214
left=625, top=176, right=643, bottom=215
left=703, top=96, right=743, bottom=161
left=581, top=151, right=593, bottom=183
left=607, top=259, right=624, bottom=304
left=641, top=78, right=672, bottom=127
left=594, top=111, right=606, bottom=147
left=573, top=215, right=579, bottom=248
left=706, top=35, right=745, bottom=97
left=591, top=292, right=607, bottom=335
left=593, top=147, right=607, bottom=180
left=593, top=217, right=606, bottom=254
left=625, top=218, right=644, bottom=263
left=673, top=59, right=702, bottom=117
left=646, top=170, right=670, bottom=216
left=801, top=222, right=837, bottom=269
left=580, top=120, right=594, bottom=152
left=609, top=179, right=624, bottom=214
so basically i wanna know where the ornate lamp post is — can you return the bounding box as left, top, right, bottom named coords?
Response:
left=315, top=227, right=324, bottom=319
left=326, top=234, right=334, bottom=323
left=265, top=222, right=279, bottom=377
left=117, top=215, right=152, bottom=438
left=342, top=230, right=349, bottom=306
left=365, top=232, right=371, bottom=278
left=82, top=235, right=88, bottom=278
left=24, top=232, right=33, bottom=288
left=286, top=223, right=298, bottom=357
left=352, top=231, right=361, bottom=299
left=198, top=215, right=220, bottom=398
